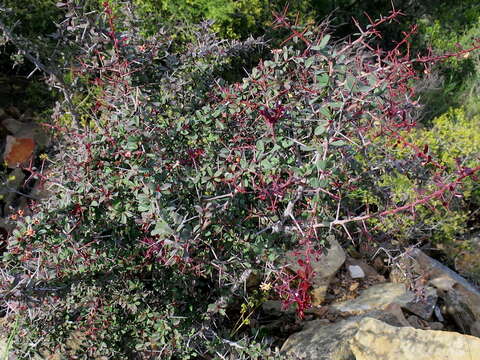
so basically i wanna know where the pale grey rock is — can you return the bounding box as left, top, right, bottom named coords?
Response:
left=282, top=306, right=480, bottom=360
left=281, top=311, right=406, bottom=360
left=331, top=283, right=414, bottom=314
left=2, top=117, right=25, bottom=134
left=346, top=257, right=383, bottom=280
left=281, top=317, right=357, bottom=360
left=348, top=265, right=365, bottom=279
left=351, top=317, right=480, bottom=360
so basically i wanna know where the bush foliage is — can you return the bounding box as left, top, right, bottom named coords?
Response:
left=0, top=1, right=480, bottom=359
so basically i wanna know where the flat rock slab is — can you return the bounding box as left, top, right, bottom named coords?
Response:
left=282, top=314, right=480, bottom=360
left=331, top=283, right=414, bottom=314
left=281, top=311, right=409, bottom=360
left=351, top=317, right=480, bottom=360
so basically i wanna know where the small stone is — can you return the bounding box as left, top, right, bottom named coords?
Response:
left=349, top=282, right=359, bottom=292
left=429, top=322, right=444, bottom=331
left=402, top=286, right=437, bottom=320
left=406, top=314, right=429, bottom=329
left=347, top=257, right=384, bottom=280
left=3, top=136, right=35, bottom=168
left=348, top=265, right=365, bottom=279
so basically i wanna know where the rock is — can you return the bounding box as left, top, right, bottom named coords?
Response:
left=439, top=286, right=478, bottom=336
left=407, top=249, right=480, bottom=333
left=3, top=136, right=35, bottom=168
left=472, top=320, right=480, bottom=336
left=429, top=321, right=444, bottom=331
left=351, top=317, right=480, bottom=360
left=331, top=283, right=414, bottom=315
left=281, top=311, right=405, bottom=360
left=406, top=314, right=431, bottom=329
left=402, top=286, right=437, bottom=320
left=348, top=265, right=365, bottom=279
left=282, top=317, right=357, bottom=360
left=2, top=117, right=25, bottom=134
left=382, top=303, right=411, bottom=326
left=2, top=117, right=49, bottom=147
left=412, top=319, right=443, bottom=331
left=346, top=257, right=384, bottom=281
left=281, top=235, right=346, bottom=306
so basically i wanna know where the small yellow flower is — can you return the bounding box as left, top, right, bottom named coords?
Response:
left=260, top=282, right=272, bottom=292
left=39, top=153, right=49, bottom=161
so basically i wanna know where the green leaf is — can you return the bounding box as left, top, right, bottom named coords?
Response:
left=316, top=159, right=328, bottom=171
left=316, top=74, right=329, bottom=87
left=315, top=123, right=328, bottom=135
left=329, top=102, right=343, bottom=108
left=256, top=139, right=265, bottom=153
left=311, top=34, right=330, bottom=51
left=346, top=75, right=356, bottom=91
left=305, top=56, right=316, bottom=68
left=151, top=220, right=172, bottom=236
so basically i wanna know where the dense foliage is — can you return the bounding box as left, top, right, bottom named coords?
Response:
left=0, top=0, right=479, bottom=359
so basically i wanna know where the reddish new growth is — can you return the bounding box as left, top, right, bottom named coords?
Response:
left=180, top=148, right=205, bottom=167
left=276, top=236, right=320, bottom=319
left=259, top=103, right=285, bottom=138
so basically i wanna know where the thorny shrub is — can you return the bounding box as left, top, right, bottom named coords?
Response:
left=1, top=1, right=480, bottom=359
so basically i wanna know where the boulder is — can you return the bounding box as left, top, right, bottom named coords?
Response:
left=351, top=317, right=480, bottom=360
left=282, top=314, right=480, bottom=360
left=281, top=311, right=404, bottom=360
